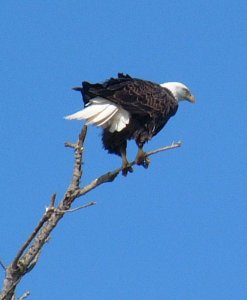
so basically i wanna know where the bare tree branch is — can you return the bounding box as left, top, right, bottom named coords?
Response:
left=12, top=206, right=54, bottom=271
left=0, top=125, right=88, bottom=300
left=58, top=201, right=96, bottom=213
left=0, top=124, right=181, bottom=300
left=146, top=141, right=182, bottom=156
left=0, top=261, right=6, bottom=271
left=18, top=291, right=30, bottom=300
left=76, top=140, right=182, bottom=198
left=50, top=193, right=56, bottom=207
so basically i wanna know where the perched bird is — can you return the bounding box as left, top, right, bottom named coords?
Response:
left=65, top=73, right=195, bottom=175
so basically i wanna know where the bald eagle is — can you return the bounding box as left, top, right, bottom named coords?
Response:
left=65, top=73, right=195, bottom=175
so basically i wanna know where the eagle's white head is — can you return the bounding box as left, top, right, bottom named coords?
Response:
left=160, top=82, right=195, bottom=103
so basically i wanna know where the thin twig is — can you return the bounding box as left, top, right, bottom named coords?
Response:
left=18, top=291, right=30, bottom=300
left=146, top=141, right=182, bottom=157
left=58, top=201, right=96, bottom=213
left=50, top=193, right=56, bottom=207
left=67, top=125, right=87, bottom=192
left=78, top=125, right=87, bottom=146
left=0, top=261, right=6, bottom=271
left=64, top=142, right=77, bottom=149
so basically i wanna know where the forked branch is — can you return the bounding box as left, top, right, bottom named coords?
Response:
left=0, top=125, right=181, bottom=300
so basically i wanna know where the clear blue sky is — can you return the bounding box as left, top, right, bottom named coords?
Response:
left=0, top=1, right=246, bottom=299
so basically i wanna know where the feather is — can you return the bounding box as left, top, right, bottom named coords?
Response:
left=65, top=97, right=130, bottom=132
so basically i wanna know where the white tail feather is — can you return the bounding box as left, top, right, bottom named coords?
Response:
left=87, top=105, right=118, bottom=124
left=108, top=109, right=129, bottom=132
left=64, top=110, right=87, bottom=120
left=65, top=97, right=130, bottom=132
left=94, top=109, right=118, bottom=126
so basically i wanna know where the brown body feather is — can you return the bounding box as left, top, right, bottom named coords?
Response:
left=79, top=73, right=178, bottom=156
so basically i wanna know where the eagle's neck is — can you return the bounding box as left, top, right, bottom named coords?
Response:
left=160, top=82, right=185, bottom=101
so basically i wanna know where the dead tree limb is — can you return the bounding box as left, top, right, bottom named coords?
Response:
left=0, top=124, right=181, bottom=300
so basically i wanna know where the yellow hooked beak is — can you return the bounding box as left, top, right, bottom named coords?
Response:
left=187, top=94, right=195, bottom=103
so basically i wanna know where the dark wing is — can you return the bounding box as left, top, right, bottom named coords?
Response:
left=82, top=74, right=178, bottom=120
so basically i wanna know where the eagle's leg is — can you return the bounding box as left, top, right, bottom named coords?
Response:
left=135, top=146, right=150, bottom=169
left=120, top=145, right=133, bottom=176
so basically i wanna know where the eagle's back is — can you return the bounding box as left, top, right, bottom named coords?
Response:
left=82, top=73, right=178, bottom=121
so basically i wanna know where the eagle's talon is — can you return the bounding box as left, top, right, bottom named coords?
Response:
left=122, top=164, right=133, bottom=176
left=136, top=156, right=150, bottom=169
left=135, top=148, right=150, bottom=169
left=142, top=157, right=150, bottom=169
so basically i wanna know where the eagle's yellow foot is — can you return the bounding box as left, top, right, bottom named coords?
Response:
left=122, top=163, right=133, bottom=176
left=135, top=149, right=150, bottom=169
